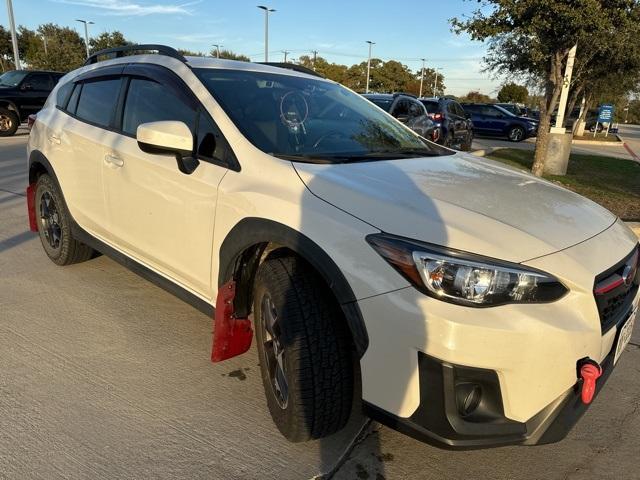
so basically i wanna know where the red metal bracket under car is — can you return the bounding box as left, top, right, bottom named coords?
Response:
left=211, top=280, right=253, bottom=362
left=26, top=183, right=38, bottom=232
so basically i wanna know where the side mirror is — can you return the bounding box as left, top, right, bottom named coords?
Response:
left=396, top=114, right=410, bottom=123
left=137, top=120, right=198, bottom=174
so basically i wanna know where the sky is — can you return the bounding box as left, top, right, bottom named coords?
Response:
left=1, top=0, right=502, bottom=96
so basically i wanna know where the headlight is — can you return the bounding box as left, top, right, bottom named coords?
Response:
left=366, top=234, right=567, bottom=307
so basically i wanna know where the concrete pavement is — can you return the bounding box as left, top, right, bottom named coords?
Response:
left=2, top=132, right=640, bottom=480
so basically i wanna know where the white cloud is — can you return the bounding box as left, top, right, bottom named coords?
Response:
left=51, top=0, right=196, bottom=16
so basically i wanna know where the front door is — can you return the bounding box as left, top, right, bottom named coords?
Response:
left=103, top=70, right=230, bottom=298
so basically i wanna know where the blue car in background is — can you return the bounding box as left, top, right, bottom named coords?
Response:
left=461, top=103, right=538, bottom=142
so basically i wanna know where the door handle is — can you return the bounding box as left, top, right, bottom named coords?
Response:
left=48, top=135, right=61, bottom=145
left=104, top=153, right=124, bottom=167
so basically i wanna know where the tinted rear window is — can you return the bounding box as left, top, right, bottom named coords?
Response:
left=368, top=98, right=394, bottom=112
left=55, top=82, right=74, bottom=108
left=421, top=101, right=440, bottom=114
left=76, top=79, right=121, bottom=127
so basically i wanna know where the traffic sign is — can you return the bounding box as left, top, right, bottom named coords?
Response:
left=597, top=104, right=614, bottom=123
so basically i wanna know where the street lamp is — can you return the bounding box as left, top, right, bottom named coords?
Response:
left=5, top=0, right=21, bottom=70
left=76, top=19, right=94, bottom=59
left=257, top=5, right=275, bottom=62
left=212, top=44, right=222, bottom=58
left=365, top=40, right=375, bottom=94
left=432, top=67, right=441, bottom=96
left=419, top=58, right=426, bottom=98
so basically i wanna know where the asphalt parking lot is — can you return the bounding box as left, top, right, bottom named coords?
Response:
left=2, top=130, right=640, bottom=480
left=472, top=123, right=640, bottom=162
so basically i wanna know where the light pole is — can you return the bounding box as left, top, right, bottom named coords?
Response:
left=282, top=50, right=290, bottom=62
left=75, top=19, right=94, bottom=58
left=257, top=5, right=275, bottom=62
left=311, top=50, right=318, bottom=70
left=5, top=0, right=21, bottom=70
left=365, top=40, right=375, bottom=94
left=432, top=67, right=441, bottom=96
left=212, top=44, right=222, bottom=58
left=419, top=58, right=425, bottom=98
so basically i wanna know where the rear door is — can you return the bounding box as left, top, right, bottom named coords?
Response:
left=103, top=64, right=232, bottom=297
left=447, top=101, right=467, bottom=140
left=49, top=71, right=123, bottom=238
left=463, top=104, right=489, bottom=134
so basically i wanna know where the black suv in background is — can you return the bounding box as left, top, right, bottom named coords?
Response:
left=362, top=93, right=440, bottom=142
left=461, top=103, right=538, bottom=142
left=0, top=70, right=64, bottom=136
left=418, top=97, right=474, bottom=150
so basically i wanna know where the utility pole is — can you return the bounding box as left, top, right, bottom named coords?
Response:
left=365, top=40, right=375, bottom=94
left=419, top=58, right=425, bottom=98
left=551, top=43, right=577, bottom=133
left=5, top=0, right=21, bottom=70
left=311, top=50, right=318, bottom=70
left=432, top=67, right=441, bottom=96
left=282, top=50, right=290, bottom=63
left=257, top=5, right=275, bottom=62
left=75, top=19, right=94, bottom=58
left=212, top=44, right=222, bottom=58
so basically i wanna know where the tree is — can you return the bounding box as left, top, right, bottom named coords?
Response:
left=19, top=24, right=85, bottom=71
left=216, top=49, right=250, bottom=62
left=459, top=91, right=493, bottom=103
left=0, top=25, right=14, bottom=71
left=497, top=83, right=528, bottom=103
left=452, top=0, right=640, bottom=177
left=89, top=31, right=131, bottom=54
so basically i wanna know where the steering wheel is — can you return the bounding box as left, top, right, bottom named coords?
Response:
left=312, top=131, right=351, bottom=149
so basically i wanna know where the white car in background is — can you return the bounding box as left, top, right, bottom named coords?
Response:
left=27, top=45, right=639, bottom=448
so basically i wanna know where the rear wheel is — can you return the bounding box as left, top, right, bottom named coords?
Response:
left=0, top=107, right=19, bottom=137
left=508, top=126, right=525, bottom=142
left=443, top=130, right=454, bottom=148
left=35, top=174, right=94, bottom=265
left=460, top=131, right=474, bottom=151
left=254, top=254, right=353, bottom=442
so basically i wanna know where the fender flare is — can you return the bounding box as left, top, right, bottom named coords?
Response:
left=219, top=217, right=369, bottom=357
left=28, top=150, right=59, bottom=185
left=0, top=99, right=20, bottom=115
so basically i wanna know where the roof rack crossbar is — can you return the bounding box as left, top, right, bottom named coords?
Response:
left=257, top=62, right=324, bottom=78
left=84, top=44, right=188, bottom=66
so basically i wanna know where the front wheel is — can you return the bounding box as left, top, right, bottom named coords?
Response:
left=254, top=254, right=353, bottom=442
left=508, top=126, right=525, bottom=142
left=35, top=174, right=94, bottom=265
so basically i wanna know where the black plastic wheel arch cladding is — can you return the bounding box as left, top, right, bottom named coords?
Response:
left=218, top=217, right=369, bottom=357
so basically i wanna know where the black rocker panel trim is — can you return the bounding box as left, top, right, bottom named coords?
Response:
left=219, top=217, right=369, bottom=356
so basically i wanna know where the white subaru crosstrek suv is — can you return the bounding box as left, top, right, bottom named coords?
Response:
left=27, top=45, right=639, bottom=449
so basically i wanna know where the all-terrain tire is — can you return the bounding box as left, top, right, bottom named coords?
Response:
left=253, top=254, right=353, bottom=442
left=0, top=107, right=19, bottom=137
left=35, top=174, right=94, bottom=265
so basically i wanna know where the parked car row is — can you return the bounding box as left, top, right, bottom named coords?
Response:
left=362, top=93, right=538, bottom=148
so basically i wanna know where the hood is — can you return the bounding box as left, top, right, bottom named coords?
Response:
left=293, top=152, right=616, bottom=262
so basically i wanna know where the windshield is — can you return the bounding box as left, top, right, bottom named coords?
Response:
left=194, top=68, right=451, bottom=163
left=0, top=70, right=28, bottom=87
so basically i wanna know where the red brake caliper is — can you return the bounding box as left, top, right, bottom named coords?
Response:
left=579, top=360, right=603, bottom=405
left=211, top=280, right=253, bottom=362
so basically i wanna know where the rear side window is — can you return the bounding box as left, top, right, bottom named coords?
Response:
left=408, top=99, right=425, bottom=118
left=27, top=73, right=52, bottom=91
left=66, top=84, right=81, bottom=114
left=56, top=82, right=74, bottom=108
left=76, top=79, right=121, bottom=127
left=122, top=78, right=196, bottom=136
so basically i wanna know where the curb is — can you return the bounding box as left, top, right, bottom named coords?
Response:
left=470, top=146, right=505, bottom=157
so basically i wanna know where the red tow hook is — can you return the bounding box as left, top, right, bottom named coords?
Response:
left=579, top=359, right=603, bottom=405
left=211, top=280, right=253, bottom=362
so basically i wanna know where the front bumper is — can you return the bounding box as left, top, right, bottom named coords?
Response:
left=364, top=344, right=620, bottom=449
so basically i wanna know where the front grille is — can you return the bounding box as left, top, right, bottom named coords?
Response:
left=594, top=245, right=639, bottom=333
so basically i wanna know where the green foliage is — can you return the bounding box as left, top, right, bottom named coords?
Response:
left=216, top=49, right=250, bottom=62
left=89, top=31, right=132, bottom=54
left=497, top=83, right=528, bottom=103
left=296, top=54, right=445, bottom=94
left=0, top=25, right=14, bottom=71
left=19, top=24, right=86, bottom=71
left=459, top=91, right=494, bottom=103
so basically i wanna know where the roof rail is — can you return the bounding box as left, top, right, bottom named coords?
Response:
left=258, top=62, right=325, bottom=78
left=84, top=44, right=187, bottom=66
left=392, top=92, right=417, bottom=98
